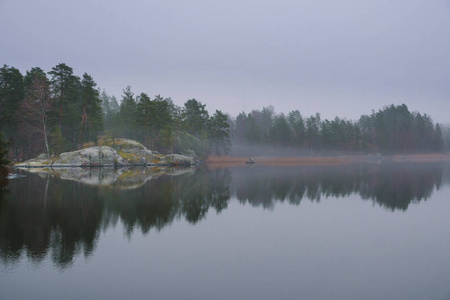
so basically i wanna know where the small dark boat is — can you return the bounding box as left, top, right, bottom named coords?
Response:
left=245, top=158, right=256, bottom=164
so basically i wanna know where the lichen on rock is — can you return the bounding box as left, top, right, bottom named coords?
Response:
left=57, top=146, right=127, bottom=166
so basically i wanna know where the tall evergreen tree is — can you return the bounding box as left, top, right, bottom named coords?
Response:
left=251, top=106, right=274, bottom=144
left=271, top=113, right=291, bottom=146
left=119, top=86, right=137, bottom=138
left=305, top=114, right=321, bottom=154
left=135, top=92, right=153, bottom=146
left=208, top=110, right=231, bottom=155
left=0, top=65, right=24, bottom=151
left=434, top=123, right=444, bottom=151
left=287, top=110, right=305, bottom=147
left=48, top=63, right=77, bottom=129
left=24, top=67, right=47, bottom=91
left=244, top=113, right=261, bottom=144
left=233, top=112, right=248, bottom=144
left=135, top=93, right=174, bottom=150
left=182, top=99, right=209, bottom=136
left=79, top=73, right=103, bottom=145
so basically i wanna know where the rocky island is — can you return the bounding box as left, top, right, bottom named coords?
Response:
left=15, top=138, right=198, bottom=168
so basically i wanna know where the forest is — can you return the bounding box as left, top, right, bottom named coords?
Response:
left=0, top=63, right=447, bottom=162
left=229, top=104, right=445, bottom=156
left=0, top=63, right=231, bottom=161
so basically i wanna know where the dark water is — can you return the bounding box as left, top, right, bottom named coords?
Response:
left=1, top=162, right=450, bottom=300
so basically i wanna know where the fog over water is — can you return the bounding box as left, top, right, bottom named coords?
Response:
left=1, top=0, right=450, bottom=123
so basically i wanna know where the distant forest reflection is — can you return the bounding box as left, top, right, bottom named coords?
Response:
left=232, top=163, right=446, bottom=210
left=1, top=162, right=448, bottom=269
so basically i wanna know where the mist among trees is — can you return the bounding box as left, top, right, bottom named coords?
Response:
left=228, top=104, right=445, bottom=156
left=0, top=63, right=447, bottom=162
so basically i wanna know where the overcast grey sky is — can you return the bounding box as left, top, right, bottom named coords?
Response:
left=1, top=0, right=450, bottom=123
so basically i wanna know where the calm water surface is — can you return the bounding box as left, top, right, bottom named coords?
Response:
left=1, top=162, right=450, bottom=300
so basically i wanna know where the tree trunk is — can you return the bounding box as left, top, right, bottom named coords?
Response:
left=79, top=105, right=88, bottom=147
left=42, top=116, right=50, bottom=158
left=44, top=131, right=50, bottom=158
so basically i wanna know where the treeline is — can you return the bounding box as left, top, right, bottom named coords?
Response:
left=0, top=64, right=103, bottom=160
left=0, top=63, right=446, bottom=162
left=101, top=87, right=231, bottom=158
left=228, top=104, right=444, bottom=155
left=0, top=64, right=230, bottom=161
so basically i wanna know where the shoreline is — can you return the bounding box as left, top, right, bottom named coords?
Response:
left=206, top=153, right=450, bottom=167
left=8, top=153, right=450, bottom=171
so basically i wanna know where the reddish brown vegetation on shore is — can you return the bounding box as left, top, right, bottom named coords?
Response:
left=206, top=155, right=352, bottom=167
left=206, top=153, right=450, bottom=167
left=392, top=153, right=450, bottom=162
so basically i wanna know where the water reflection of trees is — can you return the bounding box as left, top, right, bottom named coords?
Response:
left=0, top=174, right=104, bottom=269
left=0, top=162, right=448, bottom=269
left=0, top=167, right=231, bottom=268
left=104, top=167, right=231, bottom=236
left=232, top=162, right=445, bottom=211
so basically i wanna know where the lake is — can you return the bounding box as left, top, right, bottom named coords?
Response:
left=1, top=162, right=450, bottom=300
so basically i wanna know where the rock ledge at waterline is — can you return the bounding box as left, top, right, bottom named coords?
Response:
left=15, top=139, right=197, bottom=168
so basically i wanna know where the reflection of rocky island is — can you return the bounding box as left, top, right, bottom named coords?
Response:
left=1, top=162, right=448, bottom=269
left=19, top=166, right=198, bottom=190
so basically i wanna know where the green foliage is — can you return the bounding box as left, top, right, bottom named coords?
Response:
left=271, top=114, right=291, bottom=146
left=441, top=125, right=450, bottom=152
left=100, top=90, right=119, bottom=131
left=208, top=110, right=231, bottom=155
left=118, top=86, right=138, bottom=138
left=0, top=65, right=24, bottom=141
left=24, top=67, right=46, bottom=91
left=359, top=104, right=444, bottom=153
left=79, top=73, right=103, bottom=144
left=0, top=132, right=10, bottom=166
left=228, top=104, right=443, bottom=155
left=287, top=110, right=305, bottom=146
left=48, top=63, right=79, bottom=129
left=182, top=99, right=209, bottom=136
left=251, top=106, right=274, bottom=144
left=244, top=114, right=261, bottom=143
left=50, top=125, right=69, bottom=155
left=174, top=132, right=208, bottom=159
left=135, top=93, right=173, bottom=150
left=306, top=114, right=321, bottom=153
left=232, top=112, right=248, bottom=144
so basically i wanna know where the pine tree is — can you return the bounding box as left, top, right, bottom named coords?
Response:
left=118, top=86, right=137, bottom=138
left=0, top=65, right=24, bottom=158
left=182, top=99, right=209, bottom=136
left=48, top=63, right=77, bottom=129
left=208, top=110, right=231, bottom=155
left=79, top=73, right=103, bottom=145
